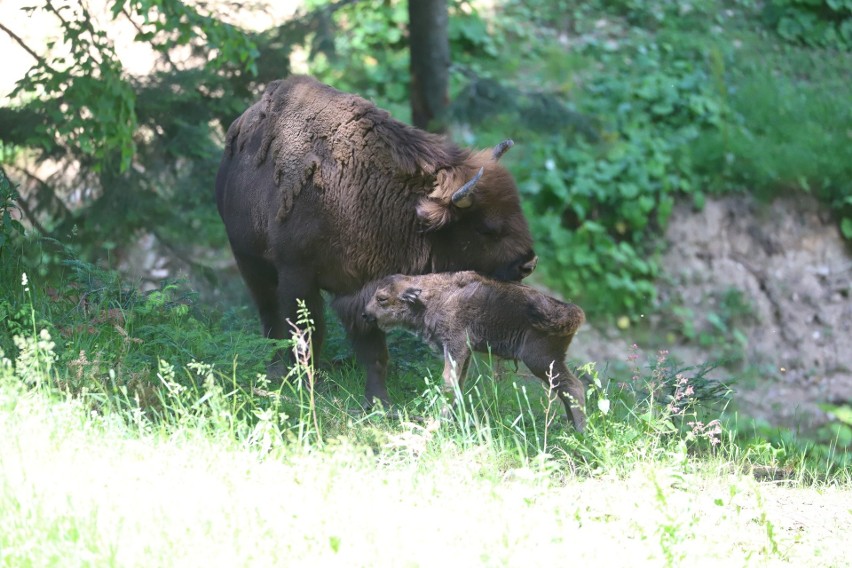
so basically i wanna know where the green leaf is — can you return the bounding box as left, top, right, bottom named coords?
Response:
left=841, top=217, right=852, bottom=239
left=818, top=404, right=852, bottom=426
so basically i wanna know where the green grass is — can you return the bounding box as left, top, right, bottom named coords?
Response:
left=694, top=43, right=852, bottom=202
left=2, top=345, right=851, bottom=566
left=1, top=270, right=851, bottom=566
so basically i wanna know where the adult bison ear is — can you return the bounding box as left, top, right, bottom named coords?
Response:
left=416, top=197, right=454, bottom=231
left=401, top=287, right=422, bottom=307
left=416, top=166, right=483, bottom=231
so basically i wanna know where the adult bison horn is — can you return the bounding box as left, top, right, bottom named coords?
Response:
left=492, top=139, right=514, bottom=161
left=451, top=167, right=484, bottom=208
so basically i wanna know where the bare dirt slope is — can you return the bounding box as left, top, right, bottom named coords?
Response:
left=574, top=195, right=851, bottom=430
left=660, top=196, right=851, bottom=428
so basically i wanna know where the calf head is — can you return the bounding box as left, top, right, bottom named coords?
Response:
left=363, top=275, right=424, bottom=330
left=416, top=140, right=537, bottom=282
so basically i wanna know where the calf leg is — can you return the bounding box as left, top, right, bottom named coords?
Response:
left=442, top=344, right=471, bottom=394
left=440, top=344, right=471, bottom=419
left=526, top=358, right=586, bottom=433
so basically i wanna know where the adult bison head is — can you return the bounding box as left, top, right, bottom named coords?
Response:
left=415, top=139, right=537, bottom=281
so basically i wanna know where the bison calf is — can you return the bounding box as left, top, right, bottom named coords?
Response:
left=362, top=271, right=587, bottom=431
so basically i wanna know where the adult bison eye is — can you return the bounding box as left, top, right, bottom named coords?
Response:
left=476, top=221, right=503, bottom=239
left=376, top=295, right=390, bottom=306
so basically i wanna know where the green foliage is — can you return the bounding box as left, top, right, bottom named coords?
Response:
left=109, top=0, right=259, bottom=73
left=455, top=0, right=852, bottom=318
left=513, top=38, right=724, bottom=317
left=304, top=0, right=410, bottom=115
left=4, top=360, right=844, bottom=566
left=693, top=58, right=852, bottom=232
left=0, top=252, right=277, bottom=408
left=13, top=2, right=137, bottom=173
left=764, top=0, right=852, bottom=49
left=10, top=0, right=259, bottom=173
left=2, top=0, right=263, bottom=273
left=302, top=0, right=505, bottom=119
left=567, top=351, right=732, bottom=471
left=737, top=418, right=851, bottom=481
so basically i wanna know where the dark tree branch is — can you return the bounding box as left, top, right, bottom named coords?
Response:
left=0, top=21, right=46, bottom=67
left=45, top=0, right=107, bottom=67
left=8, top=164, right=75, bottom=224
left=14, top=193, right=51, bottom=237
left=120, top=6, right=179, bottom=72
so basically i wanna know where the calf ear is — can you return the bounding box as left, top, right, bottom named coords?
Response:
left=401, top=287, right=422, bottom=306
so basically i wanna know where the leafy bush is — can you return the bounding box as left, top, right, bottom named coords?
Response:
left=764, top=0, right=852, bottom=49
left=515, top=41, right=724, bottom=317
left=0, top=248, right=279, bottom=408
left=303, top=0, right=410, bottom=115
left=305, top=0, right=500, bottom=120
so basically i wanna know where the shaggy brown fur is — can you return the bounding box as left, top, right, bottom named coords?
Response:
left=363, top=271, right=587, bottom=432
left=216, top=76, right=537, bottom=407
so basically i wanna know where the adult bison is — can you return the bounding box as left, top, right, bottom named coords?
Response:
left=215, top=75, right=537, bottom=408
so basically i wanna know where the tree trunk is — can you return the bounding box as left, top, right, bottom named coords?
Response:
left=408, top=0, right=450, bottom=133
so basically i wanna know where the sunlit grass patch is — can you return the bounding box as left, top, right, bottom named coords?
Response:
left=2, top=371, right=850, bottom=567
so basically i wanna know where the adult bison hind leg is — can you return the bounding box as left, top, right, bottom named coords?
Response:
left=234, top=253, right=326, bottom=382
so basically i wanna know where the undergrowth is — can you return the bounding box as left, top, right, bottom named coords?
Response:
left=1, top=265, right=848, bottom=484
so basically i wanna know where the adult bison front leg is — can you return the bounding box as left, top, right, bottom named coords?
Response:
left=332, top=288, right=392, bottom=409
